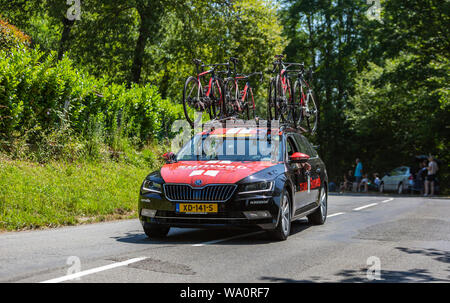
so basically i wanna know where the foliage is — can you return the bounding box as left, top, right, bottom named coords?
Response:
left=0, top=157, right=154, bottom=230
left=0, top=17, right=31, bottom=49
left=0, top=46, right=185, bottom=161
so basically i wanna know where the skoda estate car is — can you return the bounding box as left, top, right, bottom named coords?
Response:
left=138, top=126, right=328, bottom=241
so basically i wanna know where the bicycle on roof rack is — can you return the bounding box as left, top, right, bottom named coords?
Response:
left=267, top=55, right=318, bottom=133
left=182, top=59, right=230, bottom=127
left=223, top=57, right=263, bottom=120
left=267, top=54, right=295, bottom=123
left=290, top=64, right=318, bottom=134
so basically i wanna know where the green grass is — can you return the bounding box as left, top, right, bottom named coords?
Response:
left=0, top=158, right=154, bottom=231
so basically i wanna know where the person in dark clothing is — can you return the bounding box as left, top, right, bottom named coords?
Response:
left=340, top=170, right=354, bottom=193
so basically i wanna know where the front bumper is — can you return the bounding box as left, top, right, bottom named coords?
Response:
left=138, top=190, right=281, bottom=230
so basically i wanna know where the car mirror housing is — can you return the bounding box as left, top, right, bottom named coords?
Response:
left=289, top=152, right=310, bottom=164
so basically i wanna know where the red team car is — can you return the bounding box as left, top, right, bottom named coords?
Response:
left=139, top=125, right=328, bottom=241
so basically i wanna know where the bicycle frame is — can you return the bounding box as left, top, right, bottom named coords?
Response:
left=196, top=69, right=222, bottom=101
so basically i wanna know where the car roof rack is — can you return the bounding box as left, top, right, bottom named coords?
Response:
left=202, top=117, right=306, bottom=133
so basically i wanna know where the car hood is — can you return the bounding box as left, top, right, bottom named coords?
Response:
left=160, top=160, right=277, bottom=186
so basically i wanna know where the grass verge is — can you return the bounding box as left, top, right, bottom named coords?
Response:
left=0, top=157, right=153, bottom=231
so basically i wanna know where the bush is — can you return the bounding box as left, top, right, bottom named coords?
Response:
left=0, top=45, right=185, bottom=163
left=0, top=18, right=31, bottom=50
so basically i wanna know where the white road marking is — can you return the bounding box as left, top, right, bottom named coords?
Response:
left=353, top=203, right=378, bottom=211
left=192, top=231, right=265, bottom=247
left=381, top=198, right=394, bottom=203
left=40, top=257, right=147, bottom=283
left=327, top=212, right=345, bottom=218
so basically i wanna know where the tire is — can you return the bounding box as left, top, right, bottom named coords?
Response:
left=270, top=190, right=291, bottom=241
left=379, top=182, right=384, bottom=193
left=302, top=91, right=318, bottom=134
left=267, top=78, right=277, bottom=121
left=183, top=76, right=201, bottom=127
left=307, top=186, right=327, bottom=225
left=143, top=223, right=170, bottom=239
left=276, top=75, right=292, bottom=123
left=397, top=182, right=404, bottom=195
left=224, top=78, right=238, bottom=118
left=244, top=87, right=255, bottom=120
left=292, top=80, right=303, bottom=127
left=210, top=78, right=224, bottom=120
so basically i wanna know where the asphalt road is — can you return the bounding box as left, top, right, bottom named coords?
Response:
left=1, top=195, right=449, bottom=283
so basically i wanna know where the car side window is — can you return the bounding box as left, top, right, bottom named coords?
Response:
left=390, top=168, right=401, bottom=176
left=304, top=139, right=318, bottom=158
left=286, top=135, right=299, bottom=157
left=293, top=133, right=317, bottom=157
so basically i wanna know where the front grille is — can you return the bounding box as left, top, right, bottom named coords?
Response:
left=163, top=184, right=237, bottom=202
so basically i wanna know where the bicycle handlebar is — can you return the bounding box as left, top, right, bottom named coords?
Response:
left=202, top=63, right=229, bottom=68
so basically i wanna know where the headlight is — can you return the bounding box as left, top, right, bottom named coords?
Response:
left=239, top=181, right=274, bottom=194
left=142, top=179, right=162, bottom=194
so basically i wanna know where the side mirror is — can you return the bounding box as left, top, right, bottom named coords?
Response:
left=162, top=152, right=176, bottom=163
left=289, top=152, right=310, bottom=164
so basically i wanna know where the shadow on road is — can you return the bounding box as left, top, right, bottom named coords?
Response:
left=111, top=219, right=313, bottom=246
left=395, top=247, right=450, bottom=264
left=261, top=268, right=450, bottom=283
left=260, top=247, right=450, bottom=282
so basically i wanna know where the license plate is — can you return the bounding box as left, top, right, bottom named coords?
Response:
left=176, top=203, right=218, bottom=213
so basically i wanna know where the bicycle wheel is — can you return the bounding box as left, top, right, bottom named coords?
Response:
left=276, top=75, right=292, bottom=123
left=210, top=78, right=224, bottom=120
left=183, top=76, right=202, bottom=127
left=224, top=78, right=238, bottom=118
left=246, top=87, right=256, bottom=120
left=301, top=90, right=318, bottom=133
left=293, top=79, right=306, bottom=127
left=267, top=77, right=277, bottom=121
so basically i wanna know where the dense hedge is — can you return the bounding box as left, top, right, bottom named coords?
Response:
left=0, top=45, right=185, bottom=151
left=0, top=18, right=31, bottom=50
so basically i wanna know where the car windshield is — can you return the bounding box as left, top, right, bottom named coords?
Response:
left=176, top=132, right=281, bottom=162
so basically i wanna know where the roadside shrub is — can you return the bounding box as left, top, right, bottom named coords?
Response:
left=0, top=45, right=185, bottom=163
left=0, top=18, right=31, bottom=50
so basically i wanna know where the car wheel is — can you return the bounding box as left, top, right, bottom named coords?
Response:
left=307, top=186, right=327, bottom=225
left=379, top=183, right=384, bottom=193
left=270, top=190, right=291, bottom=241
left=143, top=222, right=170, bottom=238
left=397, top=182, right=404, bottom=195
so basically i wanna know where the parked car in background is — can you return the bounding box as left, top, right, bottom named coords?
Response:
left=379, top=166, right=411, bottom=194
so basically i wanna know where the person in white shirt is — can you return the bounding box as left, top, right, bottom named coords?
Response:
left=373, top=173, right=381, bottom=187
left=424, top=155, right=439, bottom=197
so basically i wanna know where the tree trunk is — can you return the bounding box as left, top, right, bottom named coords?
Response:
left=130, top=21, right=148, bottom=84
left=58, top=18, right=75, bottom=60
left=129, top=2, right=164, bottom=86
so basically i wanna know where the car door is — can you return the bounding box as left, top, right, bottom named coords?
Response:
left=294, top=134, right=320, bottom=203
left=384, top=168, right=397, bottom=190
left=392, top=167, right=406, bottom=190
left=285, top=134, right=310, bottom=212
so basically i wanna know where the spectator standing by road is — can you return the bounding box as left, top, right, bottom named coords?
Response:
left=424, top=156, right=439, bottom=197
left=354, top=158, right=363, bottom=191
left=417, top=160, right=428, bottom=194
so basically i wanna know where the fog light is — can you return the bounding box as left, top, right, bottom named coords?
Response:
left=141, top=209, right=157, bottom=217
left=243, top=211, right=271, bottom=219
